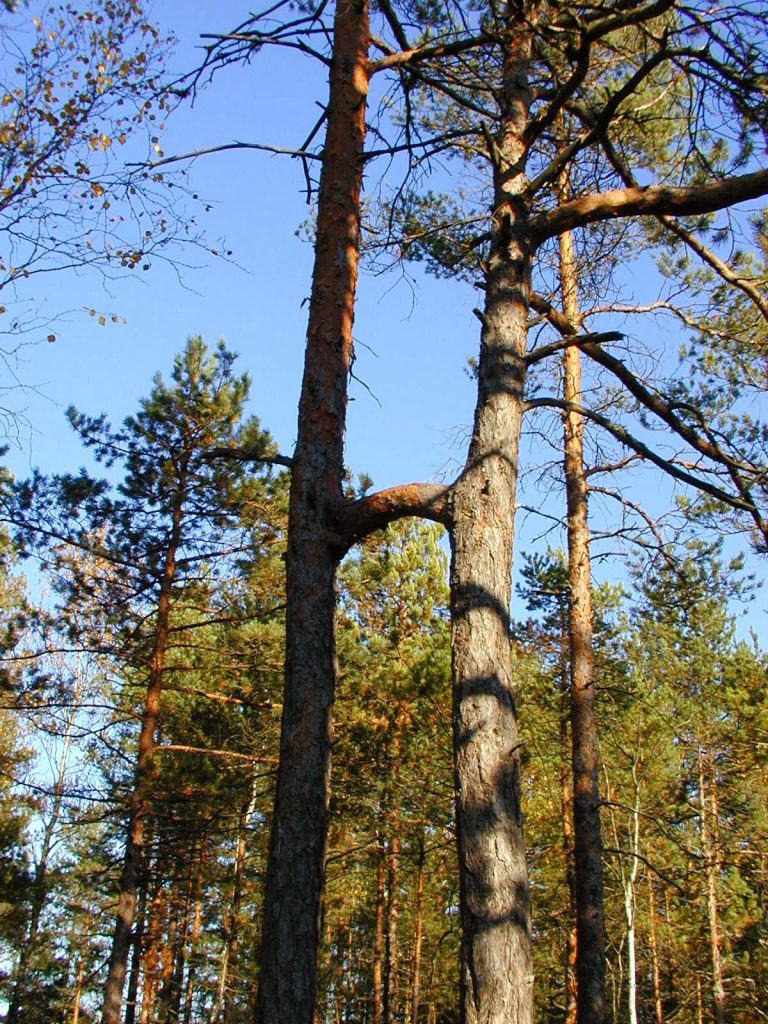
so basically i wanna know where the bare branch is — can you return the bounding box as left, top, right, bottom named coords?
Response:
left=524, top=395, right=762, bottom=522
left=658, top=216, right=768, bottom=325
left=579, top=339, right=758, bottom=474
left=139, top=141, right=323, bottom=170
left=369, top=32, right=491, bottom=74
left=157, top=744, right=278, bottom=764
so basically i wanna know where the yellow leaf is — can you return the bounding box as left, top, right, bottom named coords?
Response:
left=98, top=315, right=106, bottom=326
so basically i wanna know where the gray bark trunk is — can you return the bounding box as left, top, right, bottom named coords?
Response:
left=450, top=14, right=535, bottom=1021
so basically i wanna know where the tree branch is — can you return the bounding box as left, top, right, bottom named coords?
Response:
left=335, top=482, right=452, bottom=552
left=157, top=744, right=278, bottom=764
left=369, top=31, right=491, bottom=74
left=524, top=395, right=760, bottom=519
left=658, top=216, right=768, bottom=325
left=204, top=446, right=293, bottom=468
left=530, top=168, right=768, bottom=243
left=579, top=339, right=758, bottom=474
left=138, top=141, right=323, bottom=170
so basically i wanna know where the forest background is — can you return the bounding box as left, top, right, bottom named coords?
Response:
left=0, top=2, right=766, bottom=1024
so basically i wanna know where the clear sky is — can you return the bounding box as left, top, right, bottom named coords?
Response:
left=3, top=1, right=480, bottom=495
left=2, top=1, right=765, bottom=634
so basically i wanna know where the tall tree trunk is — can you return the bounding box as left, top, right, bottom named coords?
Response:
left=623, top=757, right=641, bottom=1024
left=696, top=975, right=704, bottom=1024
left=698, top=747, right=727, bottom=1024
left=125, top=881, right=147, bottom=1024
left=449, top=13, right=534, bottom=1022
left=407, top=835, right=426, bottom=1024
left=559, top=684, right=578, bottom=1024
left=373, top=838, right=386, bottom=1024
left=558, top=216, right=609, bottom=1024
left=215, top=790, right=256, bottom=1024
left=383, top=830, right=400, bottom=1024
left=168, top=855, right=196, bottom=1024
left=182, top=838, right=208, bottom=1024
left=253, top=2, right=370, bottom=1021
left=141, top=878, right=167, bottom=1024
left=102, top=475, right=187, bottom=1024
left=156, top=876, right=181, bottom=1024
left=71, top=910, right=91, bottom=1024
left=647, top=876, right=663, bottom=1024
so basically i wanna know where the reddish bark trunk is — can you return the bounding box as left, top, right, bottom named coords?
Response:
left=559, top=221, right=608, bottom=1024
left=373, top=838, right=386, bottom=1024
left=383, top=830, right=400, bottom=1024
left=254, top=3, right=370, bottom=1022
left=408, top=835, right=426, bottom=1024
left=559, top=684, right=578, bottom=1024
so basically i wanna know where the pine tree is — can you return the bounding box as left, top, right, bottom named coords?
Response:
left=11, top=337, right=278, bottom=1023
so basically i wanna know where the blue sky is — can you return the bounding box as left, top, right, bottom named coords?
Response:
left=2, top=1, right=765, bottom=633
left=3, top=1, right=480, bottom=495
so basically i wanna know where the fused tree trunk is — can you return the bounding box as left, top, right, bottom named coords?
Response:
left=559, top=218, right=609, bottom=1024
left=253, top=2, right=370, bottom=1021
left=245, top=10, right=768, bottom=1024
left=449, top=15, right=534, bottom=1022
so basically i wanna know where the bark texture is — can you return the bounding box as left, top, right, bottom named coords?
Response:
left=253, top=3, right=369, bottom=1021
left=559, top=223, right=608, bottom=1024
left=449, top=13, right=534, bottom=1022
